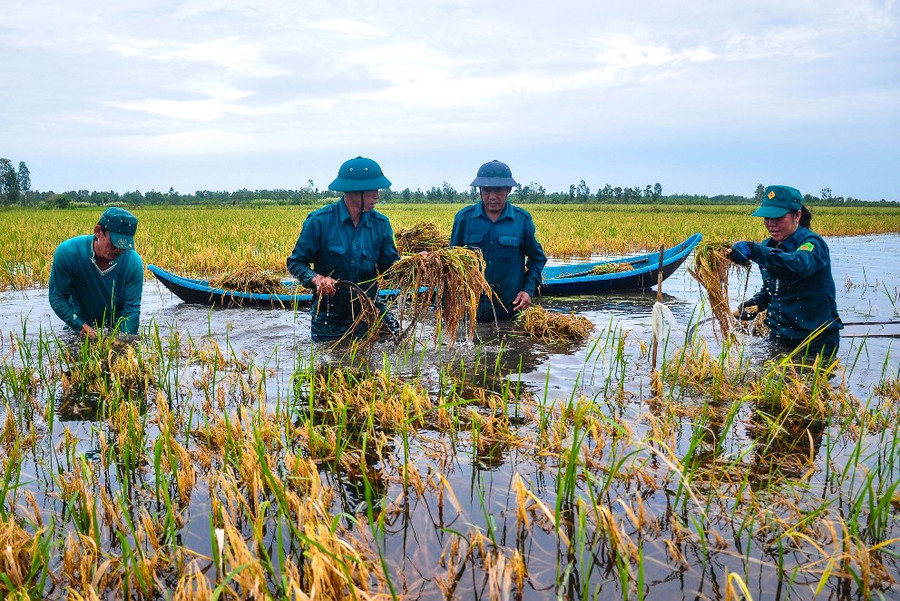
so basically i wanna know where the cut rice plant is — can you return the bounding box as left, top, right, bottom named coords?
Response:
left=395, top=220, right=449, bottom=254
left=379, top=247, right=495, bottom=346
left=515, top=305, right=594, bottom=343
left=558, top=262, right=636, bottom=278
left=58, top=332, right=155, bottom=405
left=327, top=280, right=390, bottom=349
left=208, top=261, right=299, bottom=295
left=734, top=308, right=769, bottom=337
left=688, top=240, right=749, bottom=340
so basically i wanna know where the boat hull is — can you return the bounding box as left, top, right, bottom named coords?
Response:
left=148, top=233, right=702, bottom=308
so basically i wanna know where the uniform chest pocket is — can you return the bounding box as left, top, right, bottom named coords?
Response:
left=463, top=234, right=485, bottom=246
left=326, top=244, right=346, bottom=258
left=360, top=249, right=376, bottom=273
left=498, top=236, right=520, bottom=247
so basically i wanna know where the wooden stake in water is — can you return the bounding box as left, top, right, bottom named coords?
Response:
left=651, top=244, right=665, bottom=373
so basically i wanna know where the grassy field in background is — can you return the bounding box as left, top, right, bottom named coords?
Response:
left=1, top=203, right=899, bottom=289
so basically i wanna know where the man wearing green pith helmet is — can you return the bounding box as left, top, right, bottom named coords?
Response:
left=287, top=156, right=401, bottom=342
left=728, top=185, right=842, bottom=359
left=450, top=160, right=547, bottom=321
left=48, top=207, right=144, bottom=337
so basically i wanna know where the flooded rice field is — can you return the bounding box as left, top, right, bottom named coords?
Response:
left=0, top=234, right=898, bottom=599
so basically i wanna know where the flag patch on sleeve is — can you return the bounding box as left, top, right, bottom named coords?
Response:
left=798, top=242, right=814, bottom=252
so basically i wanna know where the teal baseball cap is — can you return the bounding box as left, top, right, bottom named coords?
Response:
left=328, top=156, right=392, bottom=192
left=751, top=185, right=804, bottom=218
left=98, top=207, right=138, bottom=250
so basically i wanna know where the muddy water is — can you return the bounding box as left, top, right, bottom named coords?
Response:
left=1, top=233, right=898, bottom=599
left=4, top=234, right=895, bottom=398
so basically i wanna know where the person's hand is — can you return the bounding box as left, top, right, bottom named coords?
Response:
left=728, top=241, right=752, bottom=265
left=80, top=323, right=97, bottom=339
left=732, top=301, right=758, bottom=320
left=311, top=274, right=339, bottom=297
left=512, top=291, right=532, bottom=312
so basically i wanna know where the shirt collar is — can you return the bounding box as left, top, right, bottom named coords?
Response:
left=337, top=197, right=371, bottom=227
left=474, top=199, right=514, bottom=221
left=90, top=237, right=118, bottom=275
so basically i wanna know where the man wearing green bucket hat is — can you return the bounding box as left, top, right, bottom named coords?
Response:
left=450, top=160, right=547, bottom=321
left=728, top=185, right=842, bottom=358
left=48, top=207, right=144, bottom=337
left=287, top=156, right=400, bottom=342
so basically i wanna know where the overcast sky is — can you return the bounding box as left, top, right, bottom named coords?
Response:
left=2, top=0, right=898, bottom=200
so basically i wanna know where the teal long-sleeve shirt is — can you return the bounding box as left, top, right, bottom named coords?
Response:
left=450, top=201, right=547, bottom=321
left=743, top=227, right=842, bottom=350
left=48, top=235, right=144, bottom=334
left=286, top=200, right=400, bottom=339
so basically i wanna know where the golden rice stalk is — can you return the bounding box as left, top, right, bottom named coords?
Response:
left=591, top=262, right=634, bottom=275
left=0, top=515, right=39, bottom=594
left=209, top=261, right=301, bottom=295
left=515, top=305, right=594, bottom=343
left=173, top=561, right=213, bottom=601
left=379, top=247, right=495, bottom=346
left=734, top=309, right=769, bottom=337
left=395, top=221, right=449, bottom=254
left=688, top=241, right=748, bottom=341
left=327, top=280, right=385, bottom=349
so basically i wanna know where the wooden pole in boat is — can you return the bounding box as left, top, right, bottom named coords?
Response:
left=651, top=244, right=665, bottom=374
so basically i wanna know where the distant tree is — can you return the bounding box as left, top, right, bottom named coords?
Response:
left=644, top=184, right=653, bottom=198
left=614, top=186, right=623, bottom=202
left=820, top=188, right=832, bottom=201
left=568, top=184, right=576, bottom=202
left=441, top=181, right=457, bottom=202
left=599, top=184, right=614, bottom=202
left=53, top=193, right=70, bottom=209
left=653, top=182, right=662, bottom=200
left=17, top=162, right=31, bottom=204
left=0, top=158, right=18, bottom=205
left=576, top=180, right=590, bottom=202
left=754, top=184, right=765, bottom=203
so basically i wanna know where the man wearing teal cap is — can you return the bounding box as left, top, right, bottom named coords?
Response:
left=729, top=185, right=842, bottom=358
left=287, top=156, right=400, bottom=342
left=49, top=207, right=144, bottom=337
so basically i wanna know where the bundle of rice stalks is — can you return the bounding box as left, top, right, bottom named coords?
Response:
left=208, top=262, right=297, bottom=295
left=516, top=305, right=594, bottom=343
left=591, top=262, right=634, bottom=275
left=60, top=335, right=155, bottom=404
left=395, top=221, right=449, bottom=254
left=558, top=261, right=635, bottom=279
left=734, top=309, right=769, bottom=337
left=328, top=280, right=387, bottom=348
left=688, top=241, right=749, bottom=340
left=380, top=247, right=495, bottom=346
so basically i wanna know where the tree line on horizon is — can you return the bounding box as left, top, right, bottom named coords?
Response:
left=1, top=157, right=896, bottom=208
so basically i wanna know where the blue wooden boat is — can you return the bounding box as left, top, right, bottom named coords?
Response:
left=148, top=233, right=702, bottom=308
left=539, top=232, right=702, bottom=296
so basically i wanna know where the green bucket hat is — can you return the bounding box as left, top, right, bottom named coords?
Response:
left=328, top=156, right=392, bottom=192
left=98, top=207, right=138, bottom=250
left=751, top=185, right=804, bottom=218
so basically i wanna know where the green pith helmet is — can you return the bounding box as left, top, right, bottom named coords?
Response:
left=470, top=160, right=518, bottom=188
left=751, top=185, right=804, bottom=218
left=328, top=156, right=392, bottom=192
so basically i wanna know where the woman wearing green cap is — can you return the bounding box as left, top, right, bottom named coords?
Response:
left=729, top=185, right=842, bottom=358
left=287, top=156, right=400, bottom=342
